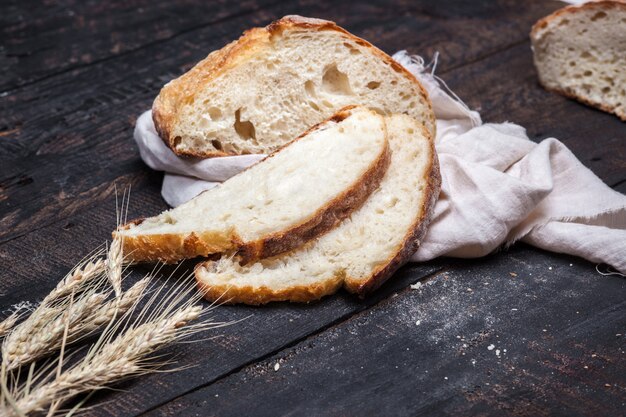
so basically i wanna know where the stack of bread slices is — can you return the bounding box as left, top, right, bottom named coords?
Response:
left=116, top=15, right=441, bottom=304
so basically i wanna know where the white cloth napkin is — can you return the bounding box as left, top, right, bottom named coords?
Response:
left=133, top=51, right=626, bottom=273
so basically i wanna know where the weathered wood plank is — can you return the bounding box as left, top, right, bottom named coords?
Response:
left=0, top=186, right=443, bottom=416
left=0, top=0, right=566, bottom=246
left=0, top=0, right=559, bottom=92
left=1, top=1, right=623, bottom=416
left=146, top=246, right=626, bottom=417
left=0, top=0, right=284, bottom=91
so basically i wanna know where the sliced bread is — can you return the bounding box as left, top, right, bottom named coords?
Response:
left=116, top=106, right=390, bottom=263
left=153, top=15, right=435, bottom=157
left=531, top=1, right=626, bottom=120
left=195, top=113, right=441, bottom=304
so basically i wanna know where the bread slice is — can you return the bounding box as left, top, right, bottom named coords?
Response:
left=153, top=15, right=436, bottom=157
left=531, top=1, right=626, bottom=121
left=116, top=106, right=390, bottom=263
left=195, top=114, right=440, bottom=304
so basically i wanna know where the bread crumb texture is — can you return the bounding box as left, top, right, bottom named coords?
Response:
left=531, top=1, right=626, bottom=120
left=154, top=15, right=435, bottom=156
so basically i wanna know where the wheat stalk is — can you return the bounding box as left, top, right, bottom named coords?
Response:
left=2, top=293, right=106, bottom=372
left=41, top=258, right=106, bottom=307
left=106, top=238, right=123, bottom=298
left=0, top=313, right=20, bottom=340
left=0, top=190, right=229, bottom=416
left=5, top=296, right=210, bottom=416
left=76, top=278, right=150, bottom=339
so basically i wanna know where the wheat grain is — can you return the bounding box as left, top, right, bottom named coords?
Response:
left=41, top=258, right=106, bottom=306
left=77, top=278, right=149, bottom=338
left=11, top=305, right=202, bottom=415
left=0, top=313, right=20, bottom=339
left=2, top=293, right=106, bottom=371
left=106, top=238, right=123, bottom=298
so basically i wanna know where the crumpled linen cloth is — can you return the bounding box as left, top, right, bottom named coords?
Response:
left=133, top=51, right=626, bottom=273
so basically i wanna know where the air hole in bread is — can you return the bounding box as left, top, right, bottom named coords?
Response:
left=370, top=107, right=386, bottom=116
left=584, top=70, right=593, bottom=76
left=234, top=108, right=257, bottom=142
left=558, top=19, right=569, bottom=26
left=602, top=87, right=611, bottom=94
left=367, top=81, right=381, bottom=90
left=569, top=61, right=576, bottom=67
left=321, top=64, right=353, bottom=95
left=208, top=107, right=223, bottom=121
left=590, top=11, right=607, bottom=21
left=407, top=128, right=414, bottom=134
left=172, top=136, right=182, bottom=148
left=343, top=42, right=360, bottom=55
left=211, top=139, right=223, bottom=151
left=308, top=101, right=321, bottom=111
left=304, top=80, right=317, bottom=97
left=163, top=215, right=177, bottom=225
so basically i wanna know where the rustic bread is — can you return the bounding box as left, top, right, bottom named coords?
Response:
left=531, top=1, right=626, bottom=120
left=116, top=106, right=390, bottom=263
left=195, top=114, right=440, bottom=304
left=153, top=15, right=436, bottom=157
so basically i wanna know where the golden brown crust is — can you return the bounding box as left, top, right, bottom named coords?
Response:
left=343, top=124, right=441, bottom=295
left=237, top=131, right=390, bottom=263
left=530, top=0, right=626, bottom=122
left=115, top=218, right=240, bottom=264
left=531, top=0, right=626, bottom=36
left=153, top=15, right=435, bottom=158
left=195, top=264, right=344, bottom=305
left=195, top=121, right=441, bottom=305
left=116, top=106, right=390, bottom=264
left=540, top=82, right=626, bottom=122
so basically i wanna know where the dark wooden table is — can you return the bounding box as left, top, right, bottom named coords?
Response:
left=1, top=1, right=625, bottom=416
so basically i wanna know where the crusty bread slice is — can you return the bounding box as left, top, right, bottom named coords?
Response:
left=153, top=15, right=435, bottom=157
left=116, top=106, right=390, bottom=263
left=531, top=1, right=626, bottom=121
left=195, top=114, right=440, bottom=304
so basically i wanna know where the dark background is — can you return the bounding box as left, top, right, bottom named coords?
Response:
left=1, top=1, right=625, bottom=416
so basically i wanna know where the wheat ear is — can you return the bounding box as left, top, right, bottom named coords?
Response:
left=41, top=258, right=106, bottom=307
left=0, top=313, right=20, bottom=340
left=106, top=237, right=123, bottom=298
left=2, top=293, right=106, bottom=372
left=11, top=304, right=202, bottom=415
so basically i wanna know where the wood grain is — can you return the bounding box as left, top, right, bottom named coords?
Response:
left=0, top=0, right=563, bottom=246
left=0, top=0, right=623, bottom=416
left=146, top=246, right=626, bottom=417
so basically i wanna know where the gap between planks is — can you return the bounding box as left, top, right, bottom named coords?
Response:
left=136, top=267, right=448, bottom=416
left=0, top=0, right=289, bottom=95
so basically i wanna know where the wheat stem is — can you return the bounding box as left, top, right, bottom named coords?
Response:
left=41, top=258, right=106, bottom=307
left=13, top=305, right=201, bottom=415
left=0, top=312, right=20, bottom=339
left=106, top=238, right=123, bottom=298
left=2, top=293, right=106, bottom=371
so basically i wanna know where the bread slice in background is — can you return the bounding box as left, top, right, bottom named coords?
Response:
left=153, top=15, right=435, bottom=157
left=195, top=113, right=440, bottom=304
left=116, top=106, right=390, bottom=263
left=531, top=0, right=626, bottom=121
